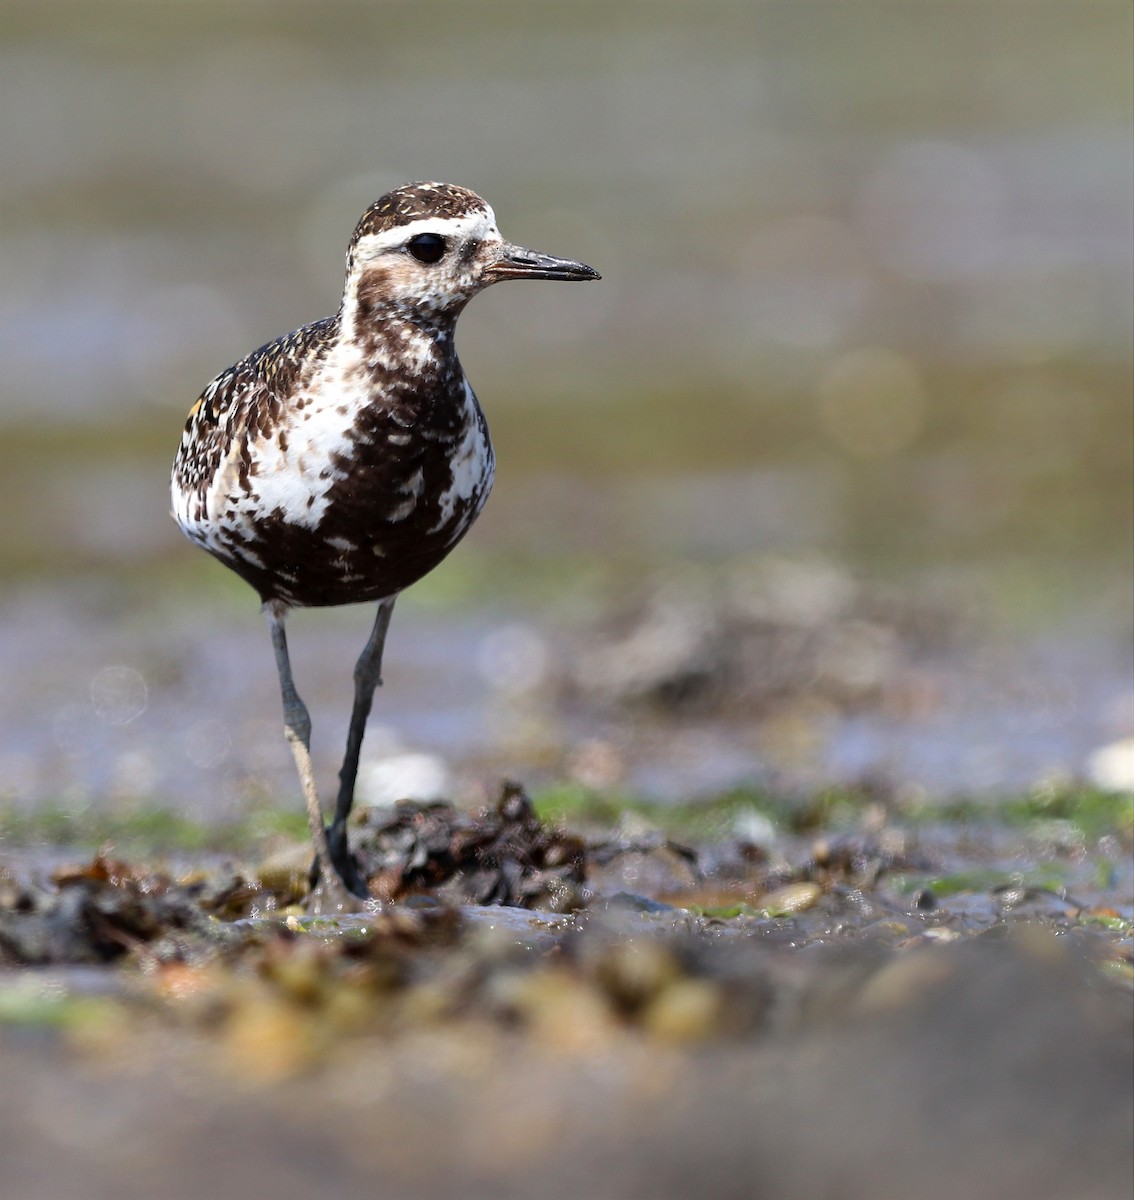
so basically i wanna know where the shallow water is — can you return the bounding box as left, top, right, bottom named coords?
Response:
left=0, top=573, right=1129, bottom=828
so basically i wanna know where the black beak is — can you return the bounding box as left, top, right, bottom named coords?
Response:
left=488, top=242, right=601, bottom=283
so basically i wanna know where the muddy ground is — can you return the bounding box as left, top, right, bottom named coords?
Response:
left=0, top=556, right=1130, bottom=1200
left=1, top=782, right=1130, bottom=1200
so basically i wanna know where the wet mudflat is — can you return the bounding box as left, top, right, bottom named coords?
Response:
left=1, top=781, right=1130, bottom=1200
left=0, top=564, right=1131, bottom=1199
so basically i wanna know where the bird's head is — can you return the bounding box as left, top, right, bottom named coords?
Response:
left=343, top=182, right=600, bottom=326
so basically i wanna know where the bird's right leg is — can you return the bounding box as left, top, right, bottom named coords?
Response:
left=324, top=597, right=396, bottom=891
left=265, top=600, right=355, bottom=908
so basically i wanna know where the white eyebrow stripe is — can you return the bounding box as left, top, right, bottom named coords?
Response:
left=352, top=208, right=500, bottom=259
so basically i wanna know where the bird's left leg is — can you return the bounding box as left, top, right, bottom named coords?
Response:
left=325, top=596, right=397, bottom=892
left=265, top=600, right=356, bottom=908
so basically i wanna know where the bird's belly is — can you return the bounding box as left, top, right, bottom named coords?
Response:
left=192, top=393, right=495, bottom=607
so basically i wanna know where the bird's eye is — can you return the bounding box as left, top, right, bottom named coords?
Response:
left=407, top=233, right=447, bottom=264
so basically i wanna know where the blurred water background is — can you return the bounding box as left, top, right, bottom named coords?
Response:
left=0, top=1, right=1131, bottom=823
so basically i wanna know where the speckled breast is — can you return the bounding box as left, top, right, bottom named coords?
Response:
left=256, top=386, right=494, bottom=608
left=172, top=331, right=495, bottom=608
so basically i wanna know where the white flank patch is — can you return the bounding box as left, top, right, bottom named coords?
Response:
left=430, top=379, right=494, bottom=535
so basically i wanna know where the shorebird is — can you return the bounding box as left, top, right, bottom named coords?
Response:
left=171, top=182, right=599, bottom=905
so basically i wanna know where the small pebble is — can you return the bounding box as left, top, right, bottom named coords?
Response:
left=920, top=927, right=960, bottom=942
left=759, top=881, right=822, bottom=917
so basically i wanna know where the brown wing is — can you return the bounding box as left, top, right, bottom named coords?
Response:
left=172, top=316, right=341, bottom=519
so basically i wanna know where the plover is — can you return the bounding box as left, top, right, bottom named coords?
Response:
left=171, top=182, right=599, bottom=905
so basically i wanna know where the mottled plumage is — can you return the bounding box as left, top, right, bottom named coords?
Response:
left=348, top=180, right=489, bottom=262
left=170, top=182, right=599, bottom=905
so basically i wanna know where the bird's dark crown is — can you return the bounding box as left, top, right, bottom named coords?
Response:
left=349, top=182, right=489, bottom=246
